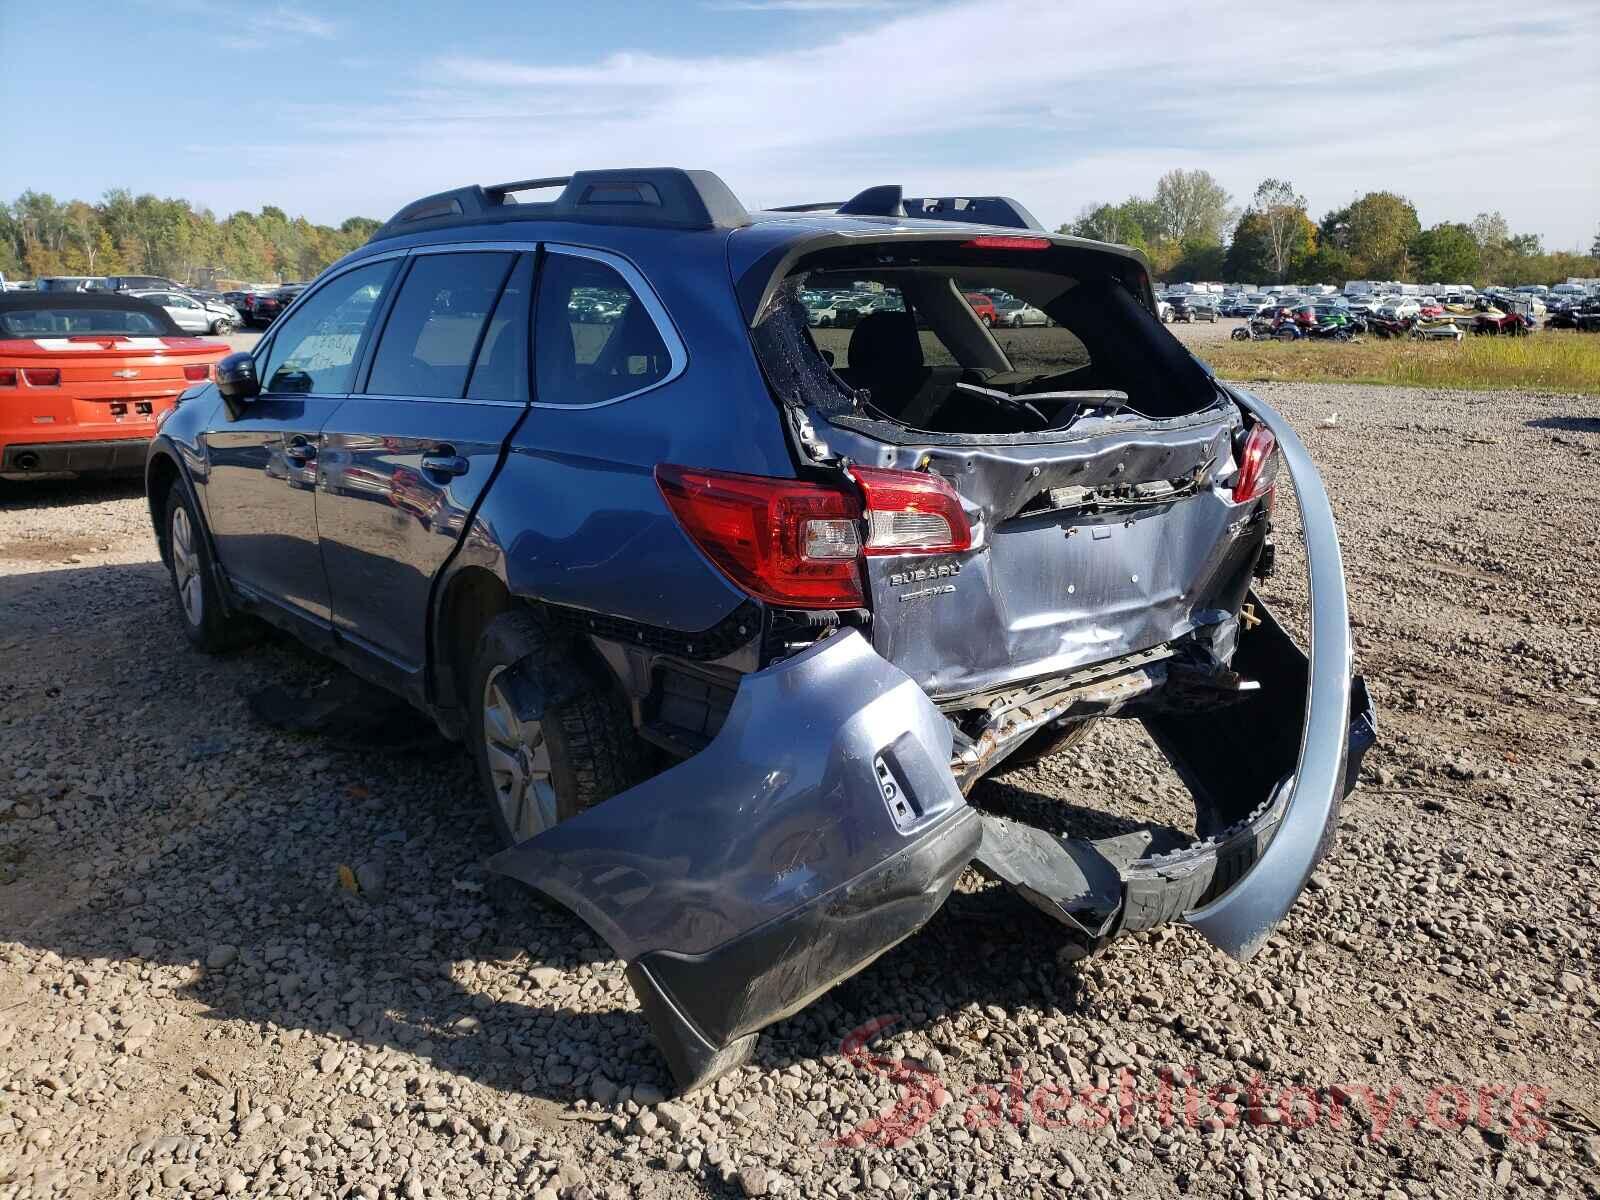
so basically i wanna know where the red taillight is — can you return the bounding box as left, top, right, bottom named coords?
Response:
left=852, top=466, right=973, bottom=556
left=962, top=235, right=1051, bottom=251
left=183, top=364, right=212, bottom=381
left=0, top=368, right=16, bottom=386
left=656, top=464, right=865, bottom=608
left=656, top=464, right=977, bottom=610
left=1232, top=424, right=1278, bottom=505
left=22, top=368, right=61, bottom=386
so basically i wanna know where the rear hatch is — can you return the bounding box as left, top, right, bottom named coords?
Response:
left=739, top=226, right=1270, bottom=702
left=0, top=335, right=223, bottom=436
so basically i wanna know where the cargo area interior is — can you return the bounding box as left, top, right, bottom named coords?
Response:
left=752, top=241, right=1224, bottom=438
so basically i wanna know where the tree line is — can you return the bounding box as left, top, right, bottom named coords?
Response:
left=0, top=191, right=382, bottom=286
left=1064, top=170, right=1600, bottom=286
left=6, top=179, right=1596, bottom=290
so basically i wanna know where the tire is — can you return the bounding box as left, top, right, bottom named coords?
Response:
left=1276, top=328, right=1298, bottom=342
left=1231, top=327, right=1250, bottom=341
left=211, top=318, right=235, bottom=335
left=998, top=718, right=1099, bottom=773
left=163, top=484, right=239, bottom=653
left=818, top=316, right=832, bottom=328
left=467, top=609, right=642, bottom=846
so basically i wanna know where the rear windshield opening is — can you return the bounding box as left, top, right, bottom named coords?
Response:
left=0, top=306, right=172, bottom=337
left=751, top=243, right=1218, bottom=437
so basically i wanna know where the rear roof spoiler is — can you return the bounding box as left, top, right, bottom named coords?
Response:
left=770, top=185, right=1045, bottom=232
left=369, top=168, right=753, bottom=242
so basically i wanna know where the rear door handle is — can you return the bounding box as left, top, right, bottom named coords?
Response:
left=284, top=435, right=317, bottom=463
left=420, top=445, right=469, bottom=477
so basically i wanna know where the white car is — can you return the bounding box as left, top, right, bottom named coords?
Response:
left=1377, top=298, right=1420, bottom=320
left=128, top=290, right=241, bottom=335
left=1156, top=297, right=1172, bottom=323
left=995, top=298, right=1050, bottom=327
left=1409, top=317, right=1465, bottom=341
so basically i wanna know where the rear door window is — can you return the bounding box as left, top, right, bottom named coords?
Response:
left=366, top=252, right=515, bottom=398
left=259, top=261, right=396, bottom=396
left=533, top=251, right=675, bottom=406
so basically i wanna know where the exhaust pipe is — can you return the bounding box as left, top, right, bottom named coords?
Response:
left=12, top=451, right=40, bottom=471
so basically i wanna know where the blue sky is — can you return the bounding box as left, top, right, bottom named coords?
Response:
left=2, top=0, right=1596, bottom=248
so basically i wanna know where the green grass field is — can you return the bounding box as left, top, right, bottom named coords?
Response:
left=1205, top=331, right=1600, bottom=394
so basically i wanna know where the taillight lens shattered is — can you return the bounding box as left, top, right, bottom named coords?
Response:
left=655, top=464, right=865, bottom=608
left=1232, top=424, right=1278, bottom=505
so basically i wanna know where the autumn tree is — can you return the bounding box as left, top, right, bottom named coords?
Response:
left=1344, top=192, right=1421, bottom=278
left=1225, top=206, right=1315, bottom=282
left=1151, top=169, right=1234, bottom=246
left=1410, top=223, right=1480, bottom=282
left=1248, top=178, right=1309, bottom=282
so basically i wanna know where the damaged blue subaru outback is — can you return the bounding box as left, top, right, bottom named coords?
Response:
left=146, top=169, right=1374, bottom=1092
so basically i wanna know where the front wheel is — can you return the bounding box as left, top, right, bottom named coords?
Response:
left=164, top=485, right=242, bottom=652
left=1276, top=328, right=1298, bottom=342
left=468, top=610, right=643, bottom=846
left=1231, top=327, right=1250, bottom=341
left=211, top=318, right=235, bottom=335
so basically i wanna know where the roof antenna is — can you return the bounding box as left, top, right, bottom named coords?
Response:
left=836, top=185, right=904, bottom=218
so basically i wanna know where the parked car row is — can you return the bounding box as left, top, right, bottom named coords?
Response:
left=798, top=285, right=1050, bottom=330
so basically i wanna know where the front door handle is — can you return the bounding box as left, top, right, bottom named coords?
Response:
left=284, top=435, right=317, bottom=463
left=420, top=445, right=469, bottom=477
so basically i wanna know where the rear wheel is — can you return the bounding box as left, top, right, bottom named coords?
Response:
left=998, top=719, right=1099, bottom=773
left=468, top=610, right=642, bottom=846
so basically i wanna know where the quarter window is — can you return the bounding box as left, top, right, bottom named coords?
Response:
left=367, top=252, right=515, bottom=398
left=534, top=252, right=672, bottom=406
left=259, top=261, right=395, bottom=396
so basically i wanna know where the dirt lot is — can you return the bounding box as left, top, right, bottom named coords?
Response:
left=2, top=340, right=1599, bottom=1198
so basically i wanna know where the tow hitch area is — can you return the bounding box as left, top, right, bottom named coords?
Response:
left=490, top=389, right=1374, bottom=1093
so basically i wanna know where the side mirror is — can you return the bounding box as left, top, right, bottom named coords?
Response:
left=215, top=352, right=260, bottom=420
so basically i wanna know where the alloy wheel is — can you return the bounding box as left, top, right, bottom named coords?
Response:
left=481, top=666, right=558, bottom=841
left=170, top=505, right=203, bottom=627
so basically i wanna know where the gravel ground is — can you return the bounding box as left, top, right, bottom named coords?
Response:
left=2, top=381, right=1599, bottom=1200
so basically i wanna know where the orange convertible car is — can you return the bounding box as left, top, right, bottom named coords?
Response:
left=1, top=292, right=229, bottom=478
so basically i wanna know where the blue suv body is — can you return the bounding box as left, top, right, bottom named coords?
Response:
left=147, top=169, right=1373, bottom=1091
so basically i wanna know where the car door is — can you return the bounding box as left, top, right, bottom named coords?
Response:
left=315, top=249, right=531, bottom=680
left=161, top=293, right=206, bottom=332
left=200, top=258, right=398, bottom=629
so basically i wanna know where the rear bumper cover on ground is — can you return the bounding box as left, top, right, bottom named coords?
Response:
left=490, top=387, right=1373, bottom=1091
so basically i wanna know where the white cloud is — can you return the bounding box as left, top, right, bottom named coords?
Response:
left=200, top=3, right=339, bottom=49
left=179, top=0, right=1599, bottom=246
